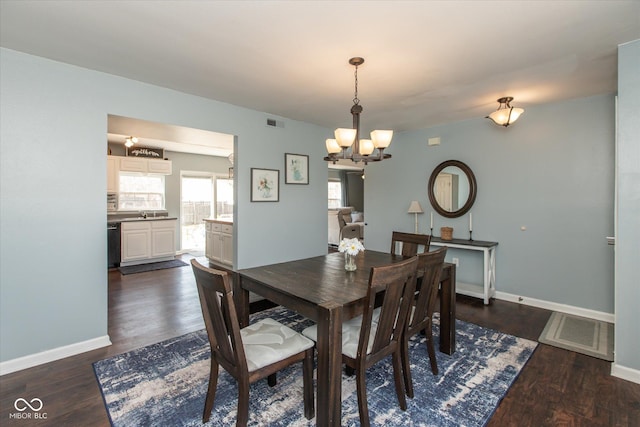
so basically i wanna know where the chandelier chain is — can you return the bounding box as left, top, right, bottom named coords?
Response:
left=353, top=65, right=360, bottom=105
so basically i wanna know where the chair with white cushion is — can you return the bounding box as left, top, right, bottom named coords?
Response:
left=191, top=259, right=315, bottom=426
left=302, top=256, right=418, bottom=427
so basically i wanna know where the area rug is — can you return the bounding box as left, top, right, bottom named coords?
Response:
left=94, top=307, right=537, bottom=426
left=538, top=312, right=614, bottom=361
left=118, top=259, right=189, bottom=275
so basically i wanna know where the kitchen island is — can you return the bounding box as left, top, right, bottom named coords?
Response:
left=204, top=219, right=233, bottom=267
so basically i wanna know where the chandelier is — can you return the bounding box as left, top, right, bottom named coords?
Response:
left=486, top=97, right=524, bottom=127
left=324, top=57, right=393, bottom=165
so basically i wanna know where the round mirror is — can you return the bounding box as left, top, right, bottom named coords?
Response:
left=428, top=160, right=477, bottom=218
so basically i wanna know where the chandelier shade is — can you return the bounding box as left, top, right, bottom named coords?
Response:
left=486, top=97, right=524, bottom=127
left=324, top=57, right=393, bottom=164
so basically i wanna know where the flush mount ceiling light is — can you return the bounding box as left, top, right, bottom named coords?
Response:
left=324, top=57, right=393, bottom=165
left=486, top=97, right=524, bottom=127
left=124, top=136, right=139, bottom=147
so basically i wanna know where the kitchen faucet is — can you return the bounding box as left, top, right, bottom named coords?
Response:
left=140, top=211, right=147, bottom=219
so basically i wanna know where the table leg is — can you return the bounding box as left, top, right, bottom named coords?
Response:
left=235, top=273, right=250, bottom=328
left=439, top=264, right=456, bottom=355
left=316, top=301, right=343, bottom=426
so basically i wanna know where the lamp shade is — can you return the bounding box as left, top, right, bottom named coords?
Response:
left=407, top=200, right=424, bottom=214
left=359, top=139, right=375, bottom=155
left=334, top=128, right=357, bottom=147
left=326, top=138, right=341, bottom=154
left=370, top=130, right=393, bottom=148
left=487, top=97, right=524, bottom=127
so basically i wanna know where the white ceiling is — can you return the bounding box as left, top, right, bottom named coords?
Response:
left=2, top=1, right=639, bottom=149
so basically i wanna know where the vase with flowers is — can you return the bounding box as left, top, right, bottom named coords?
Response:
left=338, top=237, right=365, bottom=271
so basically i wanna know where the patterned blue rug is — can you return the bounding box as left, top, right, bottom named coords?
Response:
left=94, top=307, right=537, bottom=426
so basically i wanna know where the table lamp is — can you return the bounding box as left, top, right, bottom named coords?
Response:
left=407, top=201, right=424, bottom=234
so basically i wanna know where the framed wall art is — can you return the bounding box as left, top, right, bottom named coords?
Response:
left=285, top=153, right=309, bottom=185
left=251, top=168, right=279, bottom=202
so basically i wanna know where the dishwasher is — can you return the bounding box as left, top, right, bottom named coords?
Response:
left=107, top=222, right=121, bottom=268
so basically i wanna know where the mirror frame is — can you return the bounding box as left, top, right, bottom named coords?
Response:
left=428, top=160, right=477, bottom=218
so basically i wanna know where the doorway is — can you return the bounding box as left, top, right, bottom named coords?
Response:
left=180, top=173, right=215, bottom=252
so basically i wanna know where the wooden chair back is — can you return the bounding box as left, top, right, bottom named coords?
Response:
left=400, top=247, right=447, bottom=397
left=411, top=247, right=448, bottom=334
left=359, top=256, right=418, bottom=361
left=390, top=231, right=432, bottom=257
left=191, top=259, right=247, bottom=379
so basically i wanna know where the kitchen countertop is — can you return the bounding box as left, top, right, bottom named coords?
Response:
left=108, top=217, right=177, bottom=223
left=203, top=218, right=233, bottom=224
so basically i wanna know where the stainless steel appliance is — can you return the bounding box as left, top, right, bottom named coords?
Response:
left=108, top=222, right=121, bottom=268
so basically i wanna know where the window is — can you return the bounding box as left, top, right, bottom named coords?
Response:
left=328, top=180, right=342, bottom=208
left=118, top=173, right=165, bottom=211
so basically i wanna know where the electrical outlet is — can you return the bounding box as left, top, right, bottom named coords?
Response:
left=452, top=257, right=459, bottom=266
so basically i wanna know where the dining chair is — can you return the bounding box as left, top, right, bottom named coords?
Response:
left=302, top=256, right=419, bottom=427
left=390, top=231, right=432, bottom=257
left=190, top=259, right=315, bottom=426
left=401, top=247, right=447, bottom=398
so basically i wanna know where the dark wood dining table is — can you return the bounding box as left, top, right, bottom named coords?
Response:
left=235, top=250, right=456, bottom=427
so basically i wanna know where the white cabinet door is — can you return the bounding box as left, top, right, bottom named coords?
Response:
left=122, top=225, right=151, bottom=262
left=148, top=159, right=172, bottom=175
left=119, top=157, right=147, bottom=172
left=107, top=156, right=118, bottom=193
left=211, top=232, right=223, bottom=263
left=151, top=220, right=176, bottom=257
left=221, top=232, right=233, bottom=265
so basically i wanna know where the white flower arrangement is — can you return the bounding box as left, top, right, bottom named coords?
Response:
left=338, top=237, right=365, bottom=256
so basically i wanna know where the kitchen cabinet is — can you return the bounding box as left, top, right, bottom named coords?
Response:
left=205, top=220, right=233, bottom=266
left=121, top=219, right=177, bottom=266
left=119, top=157, right=172, bottom=175
left=147, top=159, right=172, bottom=174
left=107, top=155, right=118, bottom=193
left=119, top=157, right=147, bottom=173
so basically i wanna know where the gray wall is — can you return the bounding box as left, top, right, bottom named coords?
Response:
left=365, top=94, right=616, bottom=314
left=615, top=39, right=640, bottom=374
left=0, top=48, right=328, bottom=363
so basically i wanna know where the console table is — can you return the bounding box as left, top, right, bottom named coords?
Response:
left=430, top=237, right=498, bottom=305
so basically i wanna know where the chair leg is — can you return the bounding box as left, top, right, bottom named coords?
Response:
left=355, top=364, right=370, bottom=427
left=425, top=322, right=439, bottom=375
left=236, top=379, right=250, bottom=427
left=203, top=361, right=219, bottom=423
left=267, top=373, right=277, bottom=387
left=400, top=334, right=415, bottom=398
left=302, top=348, right=315, bottom=420
left=392, top=351, right=408, bottom=411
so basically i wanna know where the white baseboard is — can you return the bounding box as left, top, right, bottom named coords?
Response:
left=611, top=363, right=640, bottom=384
left=494, top=291, right=615, bottom=323
left=0, top=335, right=112, bottom=376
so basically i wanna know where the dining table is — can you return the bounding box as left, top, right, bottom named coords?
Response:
left=235, top=250, right=456, bottom=426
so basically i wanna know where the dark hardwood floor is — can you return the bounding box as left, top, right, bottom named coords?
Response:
left=1, top=253, right=638, bottom=426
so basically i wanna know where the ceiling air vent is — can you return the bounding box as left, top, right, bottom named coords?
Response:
left=266, top=118, right=284, bottom=128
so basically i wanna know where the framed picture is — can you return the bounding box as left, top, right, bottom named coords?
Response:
left=285, top=153, right=309, bottom=184
left=251, top=168, right=279, bottom=202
